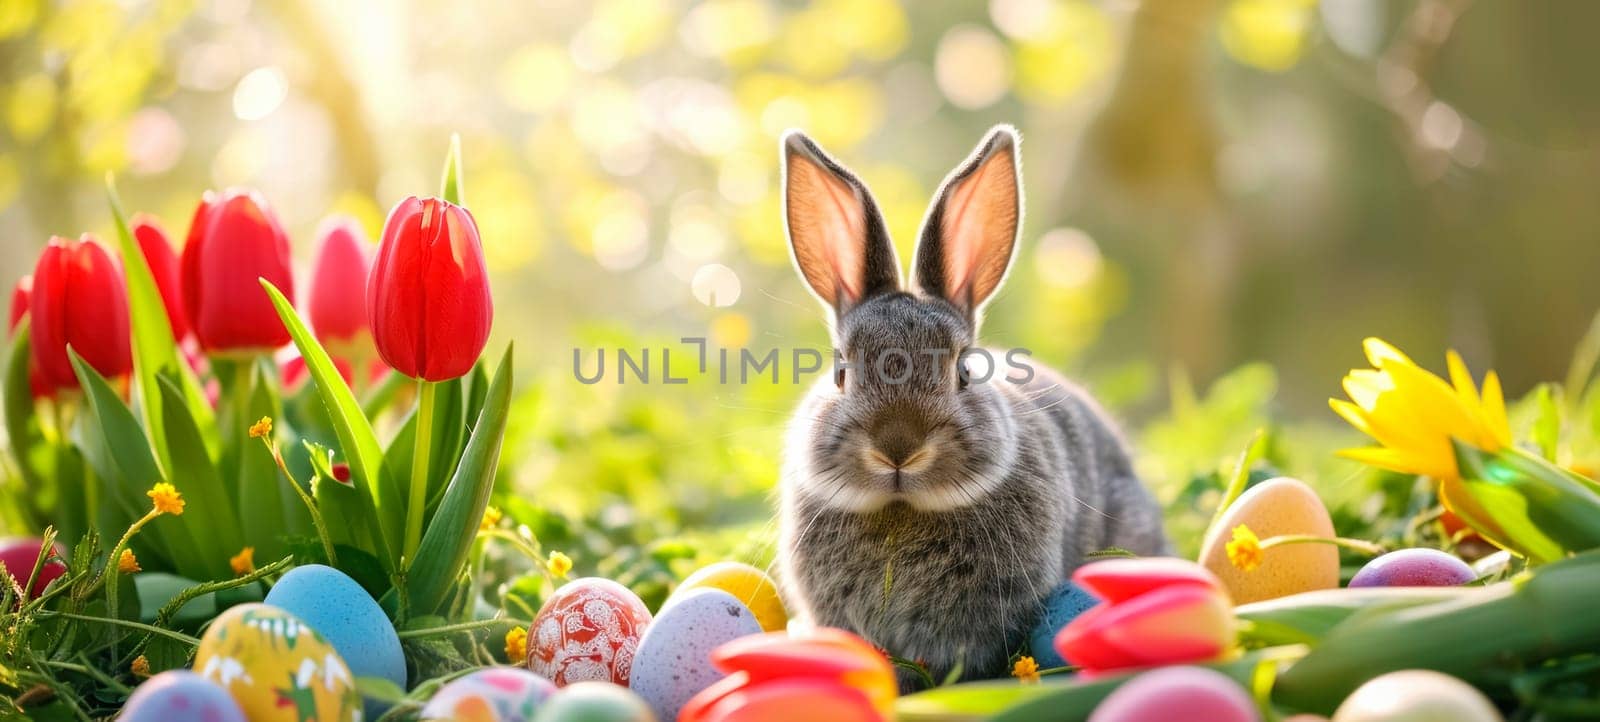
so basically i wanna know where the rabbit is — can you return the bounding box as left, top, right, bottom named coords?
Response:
left=775, top=125, right=1169, bottom=691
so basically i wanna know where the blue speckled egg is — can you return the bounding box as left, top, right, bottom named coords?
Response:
left=1029, top=581, right=1101, bottom=668
left=263, top=564, right=406, bottom=712
left=121, top=670, right=247, bottom=722
left=628, top=588, right=761, bottom=720
left=420, top=667, right=557, bottom=722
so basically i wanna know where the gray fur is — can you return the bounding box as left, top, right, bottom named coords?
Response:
left=776, top=127, right=1168, bottom=690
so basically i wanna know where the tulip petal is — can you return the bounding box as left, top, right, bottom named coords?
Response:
left=708, top=629, right=896, bottom=717
left=1056, top=585, right=1233, bottom=673
left=682, top=677, right=883, bottom=722
left=1070, top=557, right=1222, bottom=603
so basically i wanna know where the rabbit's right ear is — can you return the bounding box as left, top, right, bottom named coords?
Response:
left=782, top=131, right=900, bottom=315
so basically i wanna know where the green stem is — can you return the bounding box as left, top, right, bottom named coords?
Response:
left=36, top=611, right=201, bottom=646
left=403, top=379, right=437, bottom=563
left=1260, top=534, right=1386, bottom=557
left=395, top=617, right=529, bottom=640
left=262, top=438, right=338, bottom=566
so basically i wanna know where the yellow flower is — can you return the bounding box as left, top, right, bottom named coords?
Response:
left=230, top=547, right=255, bottom=577
left=505, top=626, right=528, bottom=662
left=130, top=655, right=150, bottom=678
left=1330, top=338, right=1510, bottom=481
left=481, top=505, right=503, bottom=531
left=1226, top=524, right=1263, bottom=572
left=117, top=549, right=141, bottom=574
left=147, top=483, right=185, bottom=516
left=249, top=416, right=273, bottom=439
left=547, top=551, right=572, bottom=579
left=1011, top=655, right=1040, bottom=684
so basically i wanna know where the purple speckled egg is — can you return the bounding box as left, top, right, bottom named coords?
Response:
left=1089, top=666, right=1259, bottom=722
left=121, top=670, right=246, bottom=722
left=1349, top=549, right=1476, bottom=588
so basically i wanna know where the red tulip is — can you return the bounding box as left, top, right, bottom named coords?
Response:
left=180, top=189, right=295, bottom=353
left=0, top=537, right=67, bottom=601
left=681, top=628, right=896, bottom=722
left=367, top=197, right=492, bottom=381
left=1054, top=558, right=1236, bottom=676
left=130, top=213, right=192, bottom=341
left=29, top=235, right=133, bottom=391
left=8, top=275, right=29, bottom=334
left=308, top=216, right=375, bottom=359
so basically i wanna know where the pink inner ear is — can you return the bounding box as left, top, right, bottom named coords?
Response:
left=938, top=146, right=1017, bottom=309
left=789, top=154, right=867, bottom=305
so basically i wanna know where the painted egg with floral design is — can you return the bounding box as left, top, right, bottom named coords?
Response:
left=420, top=667, right=557, bottom=722
left=193, top=603, right=362, bottom=722
left=527, top=578, right=652, bottom=686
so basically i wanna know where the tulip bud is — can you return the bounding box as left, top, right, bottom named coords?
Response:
left=130, top=214, right=192, bottom=342
left=1054, top=558, right=1236, bottom=675
left=367, top=197, right=492, bottom=381
left=29, top=235, right=133, bottom=392
left=308, top=216, right=375, bottom=361
left=180, top=189, right=295, bottom=354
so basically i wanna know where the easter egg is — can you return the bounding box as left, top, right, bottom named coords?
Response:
left=1332, top=670, right=1502, bottom=722
left=121, top=670, right=246, bottom=722
left=1348, top=549, right=1476, bottom=588
left=0, top=537, right=66, bottom=600
left=1028, top=581, right=1100, bottom=668
left=1089, top=666, right=1259, bottom=722
left=529, top=578, right=652, bottom=686
left=194, top=603, right=362, bottom=722
left=1200, top=477, right=1339, bottom=604
left=531, top=681, right=656, bottom=722
left=264, top=563, right=406, bottom=715
left=419, top=667, right=557, bottom=722
left=630, top=588, right=761, bottom=720
left=668, top=562, right=788, bottom=632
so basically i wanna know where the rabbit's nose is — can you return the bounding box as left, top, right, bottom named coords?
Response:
left=872, top=428, right=923, bottom=468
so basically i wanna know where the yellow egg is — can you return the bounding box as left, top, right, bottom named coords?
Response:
left=194, top=604, right=362, bottom=722
left=1199, top=476, right=1339, bottom=604
left=1332, top=670, right=1502, bottom=722
left=668, top=562, right=789, bottom=632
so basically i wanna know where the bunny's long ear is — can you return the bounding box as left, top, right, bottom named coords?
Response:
left=911, top=125, right=1022, bottom=321
left=782, top=130, right=900, bottom=316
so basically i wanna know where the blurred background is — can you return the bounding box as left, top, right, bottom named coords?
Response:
left=4, top=0, right=1600, bottom=575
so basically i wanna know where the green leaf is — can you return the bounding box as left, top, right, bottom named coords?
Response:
left=406, top=345, right=512, bottom=615
left=4, top=322, right=52, bottom=520
left=238, top=360, right=291, bottom=560
left=1451, top=440, right=1600, bottom=564
left=260, top=280, right=395, bottom=571
left=157, top=377, right=243, bottom=560
left=69, top=350, right=214, bottom=575
left=105, top=175, right=215, bottom=468
left=440, top=133, right=463, bottom=205
left=1533, top=384, right=1561, bottom=463
left=134, top=572, right=217, bottom=627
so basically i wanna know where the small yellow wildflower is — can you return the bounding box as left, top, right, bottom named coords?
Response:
left=547, top=551, right=573, bottom=579
left=230, top=547, right=256, bottom=577
left=1226, top=524, right=1264, bottom=572
left=505, top=626, right=528, bottom=662
left=130, top=655, right=150, bottom=678
left=117, top=549, right=141, bottom=574
left=1012, top=656, right=1040, bottom=684
left=147, top=483, right=185, bottom=516
left=248, top=416, right=273, bottom=439
left=480, top=505, right=503, bottom=531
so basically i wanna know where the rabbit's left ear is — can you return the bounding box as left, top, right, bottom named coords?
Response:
left=912, top=125, right=1022, bottom=320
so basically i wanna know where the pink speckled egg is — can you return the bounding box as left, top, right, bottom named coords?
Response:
left=1089, top=666, right=1260, bottom=722
left=527, top=578, right=652, bottom=687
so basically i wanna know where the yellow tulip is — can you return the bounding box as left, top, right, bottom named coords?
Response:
left=1330, top=337, right=1510, bottom=481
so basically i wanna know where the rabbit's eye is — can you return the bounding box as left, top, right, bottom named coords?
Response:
left=835, top=366, right=846, bottom=390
